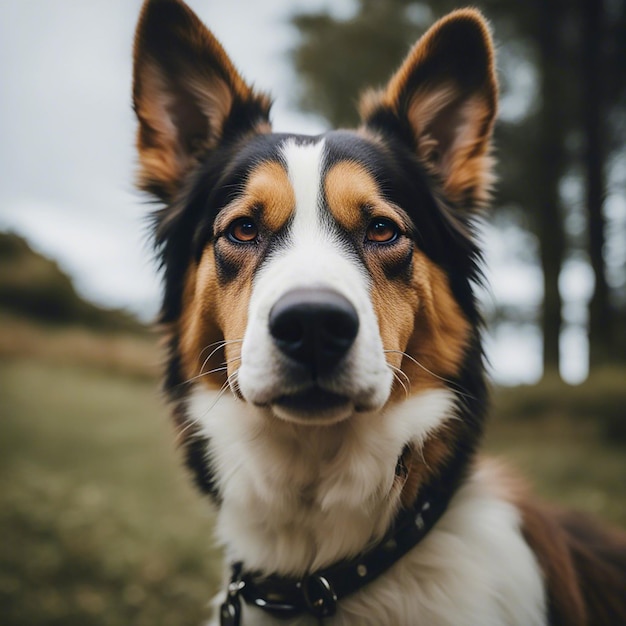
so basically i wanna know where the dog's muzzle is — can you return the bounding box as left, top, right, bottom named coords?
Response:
left=269, top=287, right=359, bottom=375
left=265, top=287, right=360, bottom=422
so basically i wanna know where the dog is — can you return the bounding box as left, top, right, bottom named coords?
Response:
left=132, top=1, right=626, bottom=624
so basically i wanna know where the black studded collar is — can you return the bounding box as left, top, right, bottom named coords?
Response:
left=219, top=481, right=450, bottom=625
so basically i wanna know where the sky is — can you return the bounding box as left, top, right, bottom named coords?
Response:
left=0, top=0, right=595, bottom=384
left=0, top=0, right=331, bottom=315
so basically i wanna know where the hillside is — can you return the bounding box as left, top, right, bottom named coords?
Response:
left=0, top=231, right=147, bottom=333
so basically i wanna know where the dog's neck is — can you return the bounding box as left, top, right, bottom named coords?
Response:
left=188, top=386, right=459, bottom=577
left=221, top=476, right=450, bottom=623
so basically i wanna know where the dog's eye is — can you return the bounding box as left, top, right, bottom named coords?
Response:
left=227, top=218, right=258, bottom=243
left=366, top=218, right=399, bottom=244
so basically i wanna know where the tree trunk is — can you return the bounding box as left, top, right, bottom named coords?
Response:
left=535, top=0, right=567, bottom=377
left=582, top=0, right=612, bottom=368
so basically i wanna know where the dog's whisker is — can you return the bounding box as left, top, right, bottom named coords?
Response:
left=175, top=417, right=202, bottom=445
left=176, top=353, right=243, bottom=389
left=199, top=347, right=226, bottom=377
left=388, top=364, right=410, bottom=398
left=181, top=365, right=230, bottom=386
left=198, top=340, right=226, bottom=361
left=198, top=339, right=244, bottom=375
left=393, top=373, right=409, bottom=398
left=198, top=338, right=243, bottom=361
left=388, top=363, right=411, bottom=387
left=384, top=349, right=477, bottom=402
left=227, top=370, right=242, bottom=399
left=199, top=373, right=240, bottom=418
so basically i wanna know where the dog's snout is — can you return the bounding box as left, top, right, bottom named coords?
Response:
left=269, top=288, right=359, bottom=373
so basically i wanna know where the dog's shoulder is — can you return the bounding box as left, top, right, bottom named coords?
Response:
left=482, top=457, right=626, bottom=626
left=519, top=498, right=626, bottom=625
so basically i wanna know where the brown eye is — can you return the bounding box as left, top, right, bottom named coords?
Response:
left=366, top=218, right=399, bottom=244
left=227, top=218, right=258, bottom=243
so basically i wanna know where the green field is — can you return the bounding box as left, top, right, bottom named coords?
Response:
left=1, top=319, right=625, bottom=625
left=0, top=326, right=221, bottom=626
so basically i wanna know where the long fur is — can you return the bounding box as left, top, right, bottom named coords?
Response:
left=132, top=2, right=626, bottom=624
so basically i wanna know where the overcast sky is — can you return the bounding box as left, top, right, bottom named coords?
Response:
left=0, top=0, right=595, bottom=384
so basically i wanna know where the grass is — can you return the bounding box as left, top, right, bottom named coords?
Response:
left=489, top=374, right=626, bottom=524
left=0, top=317, right=625, bottom=625
left=0, top=358, right=221, bottom=626
left=494, top=371, right=626, bottom=443
left=486, top=409, right=626, bottom=525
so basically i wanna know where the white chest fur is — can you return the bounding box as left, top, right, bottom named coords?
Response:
left=189, top=390, right=546, bottom=626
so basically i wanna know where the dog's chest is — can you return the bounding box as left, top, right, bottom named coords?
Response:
left=192, top=391, right=546, bottom=626
left=208, top=466, right=547, bottom=626
left=192, top=391, right=400, bottom=575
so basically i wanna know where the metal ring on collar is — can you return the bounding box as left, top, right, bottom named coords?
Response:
left=302, top=574, right=338, bottom=618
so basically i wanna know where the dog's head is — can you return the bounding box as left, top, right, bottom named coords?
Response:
left=133, top=0, right=496, bottom=505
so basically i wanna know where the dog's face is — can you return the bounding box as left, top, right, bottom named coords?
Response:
left=133, top=0, right=496, bottom=506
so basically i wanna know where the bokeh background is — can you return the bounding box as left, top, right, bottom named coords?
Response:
left=1, top=0, right=625, bottom=624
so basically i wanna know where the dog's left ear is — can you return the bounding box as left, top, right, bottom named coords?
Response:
left=132, top=0, right=271, bottom=202
left=360, top=9, right=498, bottom=208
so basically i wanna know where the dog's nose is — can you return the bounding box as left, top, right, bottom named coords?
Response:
left=269, top=288, right=359, bottom=374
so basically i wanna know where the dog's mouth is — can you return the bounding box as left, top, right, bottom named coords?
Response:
left=271, top=387, right=353, bottom=425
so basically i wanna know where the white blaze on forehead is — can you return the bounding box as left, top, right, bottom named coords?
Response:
left=280, top=138, right=326, bottom=241
left=269, top=137, right=365, bottom=297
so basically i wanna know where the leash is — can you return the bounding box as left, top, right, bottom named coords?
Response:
left=219, top=483, right=449, bottom=625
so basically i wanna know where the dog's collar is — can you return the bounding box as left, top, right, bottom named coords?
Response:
left=219, top=483, right=449, bottom=625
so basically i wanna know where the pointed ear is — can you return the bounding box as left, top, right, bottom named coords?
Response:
left=360, top=9, right=498, bottom=208
left=132, top=0, right=271, bottom=201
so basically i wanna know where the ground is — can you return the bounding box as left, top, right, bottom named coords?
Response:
left=1, top=314, right=625, bottom=626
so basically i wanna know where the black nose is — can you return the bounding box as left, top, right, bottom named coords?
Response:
left=269, top=288, right=359, bottom=374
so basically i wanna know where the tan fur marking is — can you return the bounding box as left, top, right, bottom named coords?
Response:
left=178, top=243, right=253, bottom=389
left=372, top=249, right=469, bottom=400
left=374, top=251, right=468, bottom=503
left=325, top=162, right=378, bottom=230
left=248, top=162, right=295, bottom=232
left=402, top=253, right=470, bottom=388
left=213, top=161, right=295, bottom=234
left=431, top=96, right=496, bottom=206
left=406, top=83, right=458, bottom=133
left=325, top=161, right=412, bottom=232
left=217, top=277, right=252, bottom=375
left=370, top=261, right=417, bottom=374
left=520, top=501, right=588, bottom=626
left=178, top=256, right=224, bottom=388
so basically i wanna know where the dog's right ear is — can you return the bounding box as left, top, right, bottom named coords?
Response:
left=133, top=0, right=271, bottom=202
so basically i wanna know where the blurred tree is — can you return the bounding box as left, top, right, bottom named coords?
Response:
left=291, top=0, right=422, bottom=128
left=289, top=0, right=626, bottom=379
left=606, top=0, right=626, bottom=362
left=531, top=0, right=567, bottom=374
left=581, top=0, right=626, bottom=367
left=582, top=0, right=612, bottom=367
